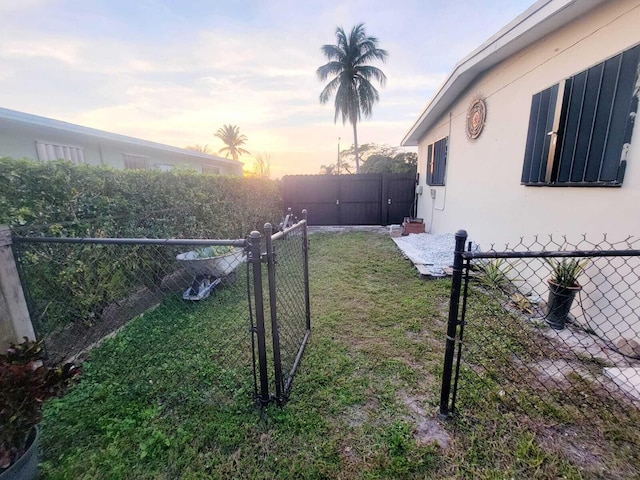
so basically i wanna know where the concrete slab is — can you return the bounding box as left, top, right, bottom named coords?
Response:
left=604, top=367, right=640, bottom=401
left=391, top=234, right=452, bottom=278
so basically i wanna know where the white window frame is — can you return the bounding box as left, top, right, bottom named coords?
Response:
left=35, top=141, right=85, bottom=164
left=123, top=154, right=149, bottom=170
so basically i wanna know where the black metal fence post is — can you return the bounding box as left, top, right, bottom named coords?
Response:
left=249, top=230, right=270, bottom=405
left=439, top=229, right=468, bottom=418
left=450, top=241, right=473, bottom=415
left=301, top=209, right=311, bottom=332
left=264, top=223, right=284, bottom=402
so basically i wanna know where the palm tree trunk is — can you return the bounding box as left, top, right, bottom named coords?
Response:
left=352, top=121, right=360, bottom=173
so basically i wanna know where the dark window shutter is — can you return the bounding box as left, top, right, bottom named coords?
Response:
left=521, top=84, right=558, bottom=184
left=555, top=44, right=640, bottom=184
left=427, top=137, right=447, bottom=186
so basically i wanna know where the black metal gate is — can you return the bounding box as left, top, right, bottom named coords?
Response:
left=282, top=173, right=416, bottom=226
left=248, top=212, right=311, bottom=405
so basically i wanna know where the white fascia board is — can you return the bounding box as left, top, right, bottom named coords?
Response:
left=0, top=107, right=241, bottom=166
left=401, top=0, right=606, bottom=146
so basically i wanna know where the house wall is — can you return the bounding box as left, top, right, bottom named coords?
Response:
left=0, top=117, right=242, bottom=175
left=415, top=0, right=640, bottom=344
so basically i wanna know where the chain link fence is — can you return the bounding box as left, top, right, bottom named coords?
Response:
left=10, top=211, right=311, bottom=406
left=13, top=237, right=252, bottom=381
left=441, top=231, right=640, bottom=425
left=264, top=220, right=310, bottom=402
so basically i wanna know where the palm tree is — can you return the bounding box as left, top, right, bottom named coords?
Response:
left=317, top=23, right=388, bottom=173
left=185, top=144, right=212, bottom=154
left=214, top=125, right=250, bottom=161
left=319, top=164, right=336, bottom=175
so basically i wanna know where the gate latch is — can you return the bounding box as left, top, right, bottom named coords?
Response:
left=387, top=198, right=392, bottom=205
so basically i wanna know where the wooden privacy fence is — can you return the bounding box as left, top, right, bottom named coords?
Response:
left=282, top=173, right=417, bottom=226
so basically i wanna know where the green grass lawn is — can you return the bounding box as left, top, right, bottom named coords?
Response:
left=40, top=232, right=640, bottom=479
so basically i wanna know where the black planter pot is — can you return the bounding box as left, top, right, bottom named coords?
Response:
left=546, top=280, right=581, bottom=330
left=0, top=427, right=39, bottom=480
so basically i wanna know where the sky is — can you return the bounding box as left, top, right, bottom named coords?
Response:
left=0, top=0, right=534, bottom=178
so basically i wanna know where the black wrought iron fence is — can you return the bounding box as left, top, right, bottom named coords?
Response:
left=441, top=230, right=640, bottom=423
left=10, top=212, right=311, bottom=406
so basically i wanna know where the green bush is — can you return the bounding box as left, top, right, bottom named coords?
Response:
left=0, top=157, right=283, bottom=338
left=0, top=157, right=282, bottom=238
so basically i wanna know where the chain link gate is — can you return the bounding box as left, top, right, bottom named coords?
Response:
left=248, top=211, right=311, bottom=405
left=12, top=212, right=311, bottom=408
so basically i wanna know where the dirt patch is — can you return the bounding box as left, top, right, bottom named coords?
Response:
left=400, top=392, right=451, bottom=449
left=533, top=422, right=610, bottom=473
left=343, top=397, right=380, bottom=428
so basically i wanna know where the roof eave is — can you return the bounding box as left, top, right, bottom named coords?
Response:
left=0, top=107, right=242, bottom=166
left=401, top=0, right=606, bottom=146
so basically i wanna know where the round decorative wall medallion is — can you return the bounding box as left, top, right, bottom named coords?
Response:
left=466, top=98, right=486, bottom=140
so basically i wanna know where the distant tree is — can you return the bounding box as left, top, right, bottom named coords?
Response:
left=185, top=144, right=213, bottom=154
left=318, top=149, right=354, bottom=175
left=361, top=152, right=417, bottom=174
left=251, top=153, right=272, bottom=178
left=319, top=164, right=336, bottom=175
left=317, top=23, right=388, bottom=173
left=330, top=143, right=416, bottom=174
left=214, top=125, right=250, bottom=162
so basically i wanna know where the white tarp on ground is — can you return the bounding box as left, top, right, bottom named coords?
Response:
left=391, top=232, right=456, bottom=276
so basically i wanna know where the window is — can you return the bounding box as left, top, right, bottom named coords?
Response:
left=154, top=163, right=174, bottom=172
left=522, top=44, right=640, bottom=186
left=35, top=141, right=84, bottom=164
left=426, top=137, right=448, bottom=186
left=123, top=154, right=149, bottom=170
left=202, top=165, right=221, bottom=175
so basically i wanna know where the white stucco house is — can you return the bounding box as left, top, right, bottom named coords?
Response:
left=403, top=0, right=640, bottom=352
left=403, top=0, right=640, bottom=246
left=0, top=107, right=243, bottom=176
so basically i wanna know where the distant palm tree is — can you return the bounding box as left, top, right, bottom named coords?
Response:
left=214, top=125, right=250, bottom=161
left=319, top=164, right=336, bottom=175
left=317, top=23, right=388, bottom=173
left=185, top=144, right=212, bottom=154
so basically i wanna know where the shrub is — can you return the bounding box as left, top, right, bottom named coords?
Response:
left=0, top=338, right=78, bottom=471
left=0, top=157, right=283, bottom=338
left=0, top=157, right=283, bottom=238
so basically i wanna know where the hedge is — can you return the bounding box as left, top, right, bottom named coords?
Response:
left=0, top=157, right=284, bottom=352
left=0, top=157, right=283, bottom=238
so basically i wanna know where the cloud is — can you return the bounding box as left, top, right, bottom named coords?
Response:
left=0, top=0, right=534, bottom=177
left=0, top=37, right=80, bottom=65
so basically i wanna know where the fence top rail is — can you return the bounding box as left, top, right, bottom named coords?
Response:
left=463, top=249, right=640, bottom=260
left=271, top=218, right=307, bottom=242
left=12, top=236, right=247, bottom=247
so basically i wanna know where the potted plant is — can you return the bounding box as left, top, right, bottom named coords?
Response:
left=545, top=258, right=588, bottom=330
left=0, top=338, right=78, bottom=480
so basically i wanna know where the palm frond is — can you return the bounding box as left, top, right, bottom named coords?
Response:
left=213, top=124, right=250, bottom=161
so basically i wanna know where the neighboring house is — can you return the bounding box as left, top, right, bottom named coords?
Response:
left=0, top=107, right=243, bottom=176
left=403, top=0, right=640, bottom=350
